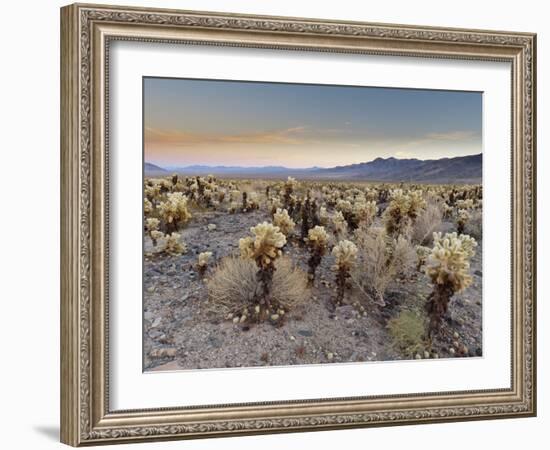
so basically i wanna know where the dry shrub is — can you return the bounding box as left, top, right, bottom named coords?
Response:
left=206, top=256, right=308, bottom=320
left=464, top=209, right=482, bottom=240
left=410, top=202, right=443, bottom=246
left=352, top=227, right=415, bottom=306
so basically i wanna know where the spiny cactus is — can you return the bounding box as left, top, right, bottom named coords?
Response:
left=144, top=197, right=153, bottom=216
left=353, top=200, right=378, bottom=229
left=273, top=208, right=295, bottom=238
left=456, top=209, right=471, bottom=234
left=283, top=176, right=298, bottom=210
left=145, top=217, right=160, bottom=245
left=332, top=211, right=348, bottom=239
left=197, top=251, right=213, bottom=278
left=383, top=189, right=426, bottom=236
left=163, top=232, right=187, bottom=256
left=158, top=192, right=192, bottom=232
left=306, top=226, right=329, bottom=285
left=331, top=240, right=358, bottom=306
left=425, top=232, right=477, bottom=335
left=239, top=222, right=287, bottom=320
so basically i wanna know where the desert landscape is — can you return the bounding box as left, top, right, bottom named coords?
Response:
left=142, top=77, right=483, bottom=371
left=143, top=163, right=482, bottom=371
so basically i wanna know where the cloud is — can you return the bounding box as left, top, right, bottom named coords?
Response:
left=145, top=126, right=350, bottom=146
left=424, top=130, right=478, bottom=141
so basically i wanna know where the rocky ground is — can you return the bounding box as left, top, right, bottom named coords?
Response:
left=143, top=209, right=482, bottom=372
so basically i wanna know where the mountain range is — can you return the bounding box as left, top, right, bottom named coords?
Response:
left=145, top=153, right=482, bottom=184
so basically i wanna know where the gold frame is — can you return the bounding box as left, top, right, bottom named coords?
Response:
left=60, top=3, right=537, bottom=446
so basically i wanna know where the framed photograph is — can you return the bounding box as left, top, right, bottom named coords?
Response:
left=60, top=3, right=537, bottom=446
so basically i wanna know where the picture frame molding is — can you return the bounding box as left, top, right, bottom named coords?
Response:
left=60, top=3, right=536, bottom=446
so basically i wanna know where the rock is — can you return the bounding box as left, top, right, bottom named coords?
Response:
left=423, top=351, right=430, bottom=359
left=150, top=347, right=177, bottom=358
left=207, top=224, right=217, bottom=231
left=453, top=341, right=460, bottom=349
left=337, top=305, right=355, bottom=320
left=289, top=335, right=296, bottom=341
left=453, top=332, right=460, bottom=339
left=270, top=314, right=280, bottom=321
left=298, top=330, right=313, bottom=337
left=144, top=311, right=154, bottom=321
left=151, top=317, right=162, bottom=328
left=147, top=286, right=156, bottom=293
left=327, top=352, right=334, bottom=361
left=474, top=270, right=482, bottom=277
left=449, top=348, right=456, bottom=355
left=232, top=317, right=239, bottom=324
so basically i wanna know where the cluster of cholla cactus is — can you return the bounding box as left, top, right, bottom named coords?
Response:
left=306, top=226, right=329, bottom=285
left=383, top=189, right=426, bottom=236
left=197, top=251, right=213, bottom=278
left=424, top=232, right=477, bottom=335
left=273, top=208, right=296, bottom=238
left=163, top=232, right=187, bottom=256
left=157, top=192, right=192, bottom=232
left=331, top=240, right=358, bottom=306
left=239, top=222, right=287, bottom=321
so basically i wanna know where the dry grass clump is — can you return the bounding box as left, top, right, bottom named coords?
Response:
left=206, top=256, right=308, bottom=321
left=425, top=232, right=477, bottom=335
left=352, top=227, right=415, bottom=306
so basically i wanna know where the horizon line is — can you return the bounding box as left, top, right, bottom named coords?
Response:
left=145, top=152, right=482, bottom=171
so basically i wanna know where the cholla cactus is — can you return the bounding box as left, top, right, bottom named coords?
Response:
left=273, top=208, right=295, bottom=237
left=456, top=209, right=471, bottom=234
left=442, top=202, right=453, bottom=219
left=238, top=222, right=287, bottom=319
left=306, top=226, right=329, bottom=285
left=144, top=198, right=153, bottom=216
left=319, top=206, right=329, bottom=225
left=283, top=177, right=297, bottom=210
left=384, top=189, right=426, bottom=236
left=150, top=230, right=164, bottom=247
left=353, top=200, right=378, bottom=228
left=425, top=232, right=477, bottom=335
left=145, top=217, right=160, bottom=245
left=158, top=192, right=192, bottom=232
left=197, top=251, right=213, bottom=278
left=332, top=211, right=348, bottom=238
left=331, top=240, right=358, bottom=306
left=163, top=232, right=187, bottom=256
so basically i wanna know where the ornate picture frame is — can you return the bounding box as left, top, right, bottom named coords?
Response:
left=60, top=3, right=536, bottom=446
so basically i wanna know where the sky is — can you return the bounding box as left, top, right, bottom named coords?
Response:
left=144, top=77, right=482, bottom=169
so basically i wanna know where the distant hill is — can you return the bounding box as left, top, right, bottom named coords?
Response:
left=144, top=153, right=482, bottom=184
left=144, top=162, right=168, bottom=176
left=314, top=153, right=482, bottom=183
